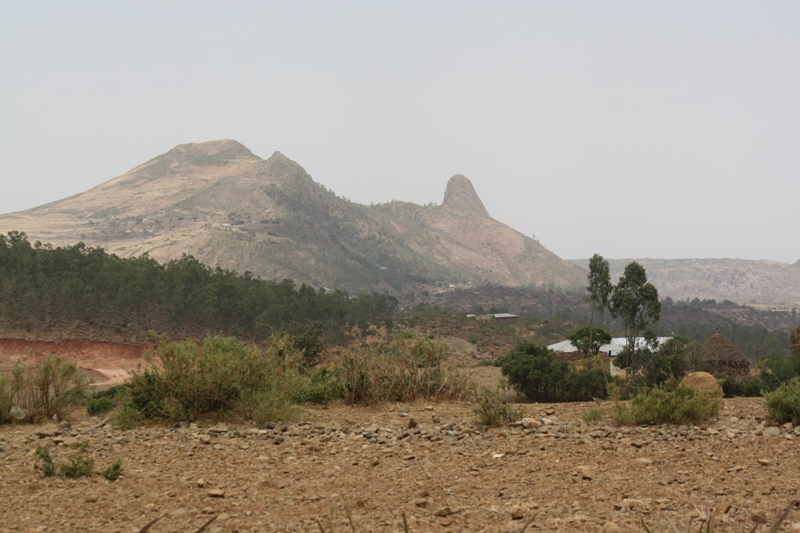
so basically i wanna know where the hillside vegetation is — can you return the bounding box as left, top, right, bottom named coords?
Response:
left=0, top=232, right=395, bottom=349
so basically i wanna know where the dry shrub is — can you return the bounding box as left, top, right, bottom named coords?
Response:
left=337, top=333, right=474, bottom=405
left=121, top=335, right=305, bottom=425
left=612, top=384, right=721, bottom=426
left=0, top=354, right=90, bottom=424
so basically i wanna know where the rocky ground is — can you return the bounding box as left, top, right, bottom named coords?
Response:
left=1, top=398, right=799, bottom=533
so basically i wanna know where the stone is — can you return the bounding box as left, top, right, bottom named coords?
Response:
left=520, top=418, right=542, bottom=429
left=412, top=499, right=428, bottom=508
left=196, top=478, right=206, bottom=488
left=757, top=458, right=771, bottom=465
left=510, top=505, right=525, bottom=520
left=370, top=457, right=380, bottom=467
left=407, top=418, right=417, bottom=429
left=84, top=494, right=99, bottom=503
left=434, top=507, right=452, bottom=517
left=208, top=489, right=225, bottom=498
left=751, top=510, right=767, bottom=523
left=198, top=434, right=211, bottom=445
left=602, top=522, right=621, bottom=533
left=578, top=466, right=597, bottom=480
left=763, top=427, right=781, bottom=436
left=634, top=457, right=653, bottom=465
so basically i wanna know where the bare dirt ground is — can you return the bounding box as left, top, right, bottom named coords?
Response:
left=1, top=398, right=799, bottom=533
left=2, top=341, right=799, bottom=532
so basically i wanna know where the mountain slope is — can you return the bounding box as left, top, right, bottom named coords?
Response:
left=569, top=257, right=800, bottom=305
left=0, top=140, right=584, bottom=293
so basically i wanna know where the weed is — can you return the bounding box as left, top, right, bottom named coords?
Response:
left=764, top=376, right=800, bottom=424
left=57, top=443, right=94, bottom=479
left=475, top=385, right=524, bottom=427
left=612, top=385, right=721, bottom=426
left=35, top=446, right=55, bottom=477
left=101, top=458, right=124, bottom=481
left=582, top=407, right=605, bottom=423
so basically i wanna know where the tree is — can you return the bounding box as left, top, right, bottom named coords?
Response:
left=569, top=326, right=612, bottom=356
left=585, top=254, right=613, bottom=357
left=609, top=262, right=661, bottom=367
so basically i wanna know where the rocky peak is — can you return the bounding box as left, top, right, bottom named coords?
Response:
left=442, top=174, right=489, bottom=216
left=164, top=139, right=261, bottom=162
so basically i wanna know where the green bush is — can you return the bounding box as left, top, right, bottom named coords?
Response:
left=292, top=367, right=344, bottom=404
left=499, top=342, right=608, bottom=402
left=765, top=377, right=800, bottom=424
left=720, top=376, right=765, bottom=398
left=35, top=444, right=94, bottom=479
left=475, top=386, right=524, bottom=427
left=1, top=355, right=90, bottom=424
left=611, top=385, right=721, bottom=425
left=87, top=397, right=114, bottom=416
left=58, top=448, right=94, bottom=479
left=101, top=458, right=124, bottom=481
left=121, top=335, right=305, bottom=424
left=35, top=446, right=55, bottom=477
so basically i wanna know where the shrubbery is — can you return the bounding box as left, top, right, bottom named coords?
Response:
left=498, top=342, right=607, bottom=402
left=335, top=333, right=473, bottom=405
left=0, top=354, right=89, bottom=424
left=765, top=377, right=800, bottom=424
left=611, top=384, right=721, bottom=425
left=474, top=385, right=523, bottom=427
left=720, top=376, right=765, bottom=398
left=120, top=335, right=306, bottom=424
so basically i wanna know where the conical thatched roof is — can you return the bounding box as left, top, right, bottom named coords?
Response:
left=700, top=332, right=751, bottom=376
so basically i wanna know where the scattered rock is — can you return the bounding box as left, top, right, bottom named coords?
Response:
left=763, top=427, right=781, bottom=437
left=434, top=507, right=452, bottom=517
left=84, top=494, right=99, bottom=503
left=603, top=522, right=621, bottom=533
left=198, top=434, right=211, bottom=445
left=197, top=478, right=206, bottom=488
left=510, top=505, right=525, bottom=520
left=751, top=510, right=767, bottom=523
left=208, top=489, right=225, bottom=498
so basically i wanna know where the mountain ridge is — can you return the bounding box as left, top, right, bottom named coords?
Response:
left=0, top=140, right=584, bottom=294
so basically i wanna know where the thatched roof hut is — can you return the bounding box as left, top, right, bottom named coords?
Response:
left=700, top=332, right=752, bottom=377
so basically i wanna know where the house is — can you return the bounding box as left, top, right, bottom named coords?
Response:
left=547, top=337, right=672, bottom=376
left=699, top=331, right=752, bottom=377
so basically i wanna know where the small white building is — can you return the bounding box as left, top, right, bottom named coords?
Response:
left=547, top=337, right=672, bottom=376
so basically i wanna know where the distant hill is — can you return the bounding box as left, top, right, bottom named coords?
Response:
left=0, top=140, right=584, bottom=294
left=569, top=257, right=800, bottom=306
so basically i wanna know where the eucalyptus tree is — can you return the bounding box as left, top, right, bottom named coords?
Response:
left=584, top=254, right=613, bottom=356
left=610, top=261, right=661, bottom=367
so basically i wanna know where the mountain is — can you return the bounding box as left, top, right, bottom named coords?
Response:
left=569, top=257, right=800, bottom=306
left=0, top=140, right=585, bottom=293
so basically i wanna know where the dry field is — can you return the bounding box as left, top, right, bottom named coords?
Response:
left=1, top=397, right=799, bottom=533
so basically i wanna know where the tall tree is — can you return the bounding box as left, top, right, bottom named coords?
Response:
left=609, top=261, right=661, bottom=364
left=585, top=254, right=613, bottom=356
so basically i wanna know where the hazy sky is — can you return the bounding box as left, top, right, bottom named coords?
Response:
left=1, top=2, right=798, bottom=262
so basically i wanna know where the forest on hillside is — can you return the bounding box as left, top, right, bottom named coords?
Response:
left=0, top=232, right=396, bottom=350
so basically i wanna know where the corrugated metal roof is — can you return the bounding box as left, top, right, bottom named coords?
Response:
left=492, top=313, right=519, bottom=319
left=547, top=337, right=672, bottom=356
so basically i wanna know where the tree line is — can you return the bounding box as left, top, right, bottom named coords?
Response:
left=0, top=232, right=397, bottom=353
